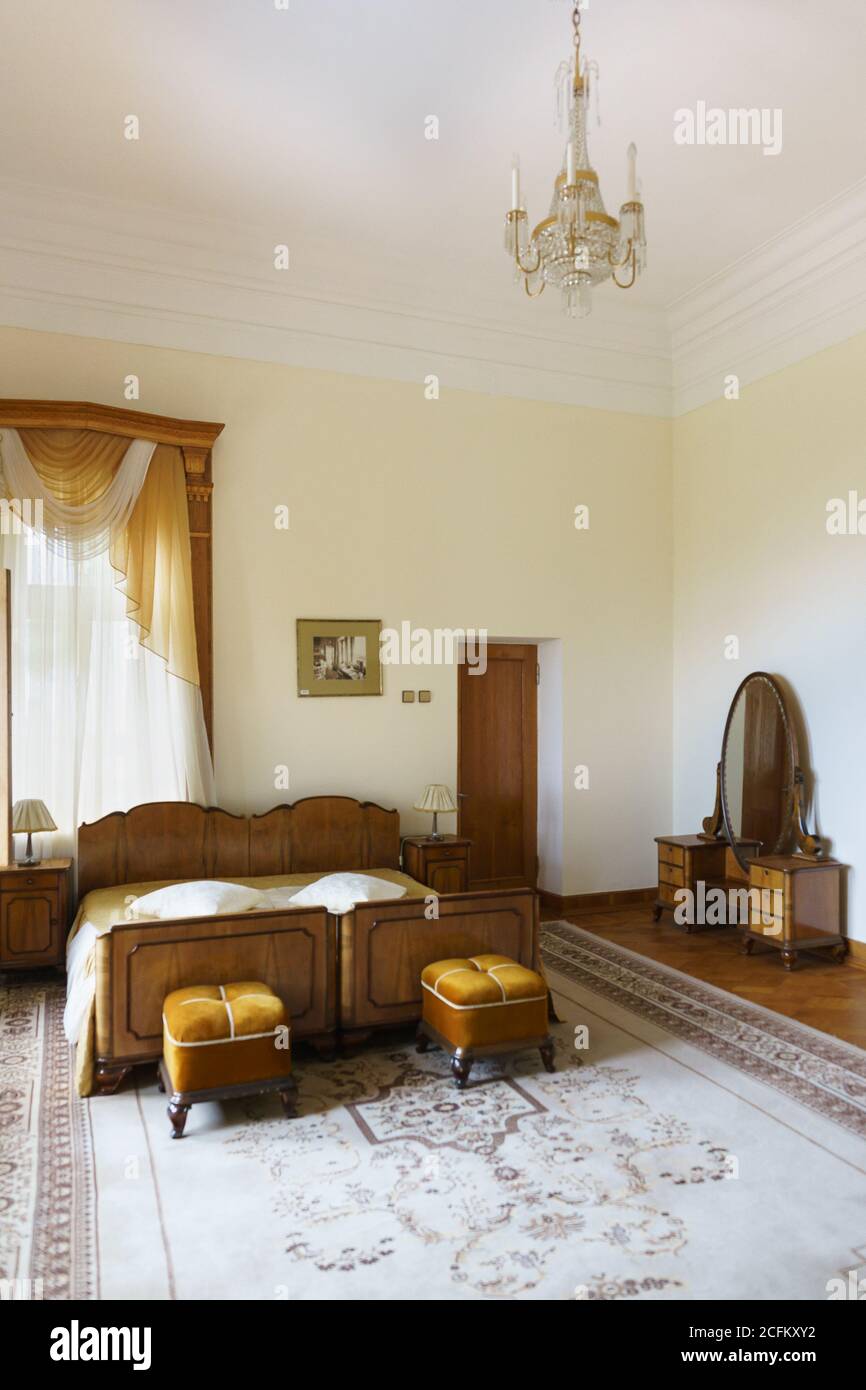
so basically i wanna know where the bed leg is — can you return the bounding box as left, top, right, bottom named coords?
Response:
left=306, top=1034, right=339, bottom=1062
left=94, top=1062, right=133, bottom=1096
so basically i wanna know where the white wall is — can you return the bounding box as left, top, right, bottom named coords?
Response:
left=672, top=333, right=866, bottom=942
left=0, top=323, right=673, bottom=897
left=537, top=638, right=564, bottom=895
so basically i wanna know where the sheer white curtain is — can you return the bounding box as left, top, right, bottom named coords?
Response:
left=0, top=524, right=215, bottom=860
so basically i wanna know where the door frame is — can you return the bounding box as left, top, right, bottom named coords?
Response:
left=457, top=641, right=538, bottom=890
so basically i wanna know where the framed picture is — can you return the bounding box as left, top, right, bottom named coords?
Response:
left=296, top=619, right=382, bottom=697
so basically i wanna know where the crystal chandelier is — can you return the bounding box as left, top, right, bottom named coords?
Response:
left=503, top=2, right=646, bottom=317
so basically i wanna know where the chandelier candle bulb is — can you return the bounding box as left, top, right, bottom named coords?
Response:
left=627, top=143, right=637, bottom=201
left=511, top=160, right=520, bottom=211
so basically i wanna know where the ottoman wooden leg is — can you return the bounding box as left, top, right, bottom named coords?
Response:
left=415, top=1024, right=431, bottom=1054
left=451, top=1052, right=473, bottom=1089
left=279, top=1081, right=298, bottom=1119
left=167, top=1100, right=190, bottom=1139
left=539, top=1038, right=556, bottom=1073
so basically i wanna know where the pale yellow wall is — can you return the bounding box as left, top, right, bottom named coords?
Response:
left=0, top=324, right=673, bottom=896
left=7, top=321, right=862, bottom=925
left=673, top=333, right=866, bottom=942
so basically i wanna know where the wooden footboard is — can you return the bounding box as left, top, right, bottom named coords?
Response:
left=95, top=907, right=335, bottom=1088
left=338, top=888, right=539, bottom=1035
left=92, top=890, right=539, bottom=1091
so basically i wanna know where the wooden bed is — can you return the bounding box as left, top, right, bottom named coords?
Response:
left=76, top=796, right=540, bottom=1093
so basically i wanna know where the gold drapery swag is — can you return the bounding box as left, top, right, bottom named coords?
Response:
left=13, top=428, right=199, bottom=687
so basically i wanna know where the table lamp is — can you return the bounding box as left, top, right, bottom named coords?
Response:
left=12, top=799, right=57, bottom=866
left=414, top=784, right=458, bottom=841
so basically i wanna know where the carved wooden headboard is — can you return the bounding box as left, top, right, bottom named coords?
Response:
left=76, top=796, right=401, bottom=903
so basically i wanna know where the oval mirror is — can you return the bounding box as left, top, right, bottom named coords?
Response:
left=720, top=672, right=797, bottom=872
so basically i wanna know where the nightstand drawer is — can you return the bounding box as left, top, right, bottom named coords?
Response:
left=658, top=844, right=685, bottom=868
left=750, top=865, right=785, bottom=893
left=0, top=869, right=63, bottom=893
left=423, top=844, right=467, bottom=862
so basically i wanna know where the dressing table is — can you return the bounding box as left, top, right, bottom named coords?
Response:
left=654, top=671, right=846, bottom=969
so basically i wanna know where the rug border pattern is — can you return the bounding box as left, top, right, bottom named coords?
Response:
left=30, top=982, right=98, bottom=1300
left=541, top=922, right=866, bottom=1140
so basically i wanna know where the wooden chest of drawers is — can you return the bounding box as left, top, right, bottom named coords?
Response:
left=654, top=835, right=762, bottom=930
left=0, top=859, right=72, bottom=971
left=742, top=856, right=845, bottom=969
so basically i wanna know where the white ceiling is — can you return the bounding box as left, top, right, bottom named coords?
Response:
left=1, top=0, right=865, bottom=314
left=1, top=0, right=865, bottom=416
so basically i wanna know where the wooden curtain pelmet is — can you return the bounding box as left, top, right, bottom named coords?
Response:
left=0, top=400, right=223, bottom=750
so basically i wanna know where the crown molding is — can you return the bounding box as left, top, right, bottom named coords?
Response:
left=669, top=178, right=866, bottom=416
left=3, top=177, right=865, bottom=421
left=0, top=178, right=671, bottom=419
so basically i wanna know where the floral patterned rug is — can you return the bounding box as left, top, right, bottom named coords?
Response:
left=7, top=923, right=866, bottom=1300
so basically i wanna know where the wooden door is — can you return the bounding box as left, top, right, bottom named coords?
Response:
left=457, top=643, right=537, bottom=889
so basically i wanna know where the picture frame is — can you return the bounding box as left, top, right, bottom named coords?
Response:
left=296, top=619, right=382, bottom=697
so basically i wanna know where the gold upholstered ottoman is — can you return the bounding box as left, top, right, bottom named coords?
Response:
left=159, top=981, right=297, bottom=1137
left=416, top=954, right=555, bottom=1088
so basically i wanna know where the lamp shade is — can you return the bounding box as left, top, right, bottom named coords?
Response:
left=414, top=784, right=458, bottom=815
left=12, top=799, right=57, bottom=834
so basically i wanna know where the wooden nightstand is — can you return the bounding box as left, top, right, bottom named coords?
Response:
left=402, top=836, right=471, bottom=895
left=742, top=855, right=846, bottom=969
left=0, top=859, right=72, bottom=972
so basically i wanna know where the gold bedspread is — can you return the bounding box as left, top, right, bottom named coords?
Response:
left=68, top=869, right=430, bottom=1096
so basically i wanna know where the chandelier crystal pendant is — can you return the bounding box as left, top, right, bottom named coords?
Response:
left=503, top=2, right=647, bottom=317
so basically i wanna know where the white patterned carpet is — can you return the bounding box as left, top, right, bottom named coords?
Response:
left=5, top=923, right=866, bottom=1300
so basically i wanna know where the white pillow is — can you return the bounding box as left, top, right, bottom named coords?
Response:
left=130, top=880, right=269, bottom=920
left=289, top=873, right=407, bottom=916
